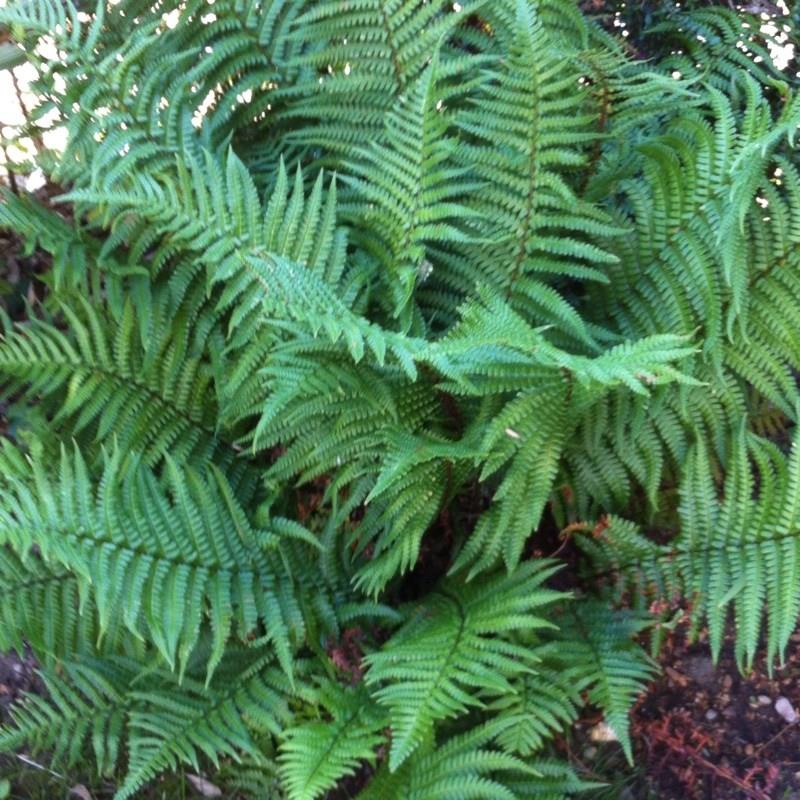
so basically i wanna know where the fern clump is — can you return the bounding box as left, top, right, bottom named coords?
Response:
left=0, top=0, right=798, bottom=797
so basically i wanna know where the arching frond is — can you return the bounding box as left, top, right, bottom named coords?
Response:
left=0, top=297, right=232, bottom=470
left=0, top=445, right=308, bottom=680
left=580, top=427, right=800, bottom=672
left=0, top=650, right=297, bottom=800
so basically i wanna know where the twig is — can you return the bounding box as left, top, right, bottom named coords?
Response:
left=15, top=753, right=66, bottom=780
left=748, top=719, right=798, bottom=761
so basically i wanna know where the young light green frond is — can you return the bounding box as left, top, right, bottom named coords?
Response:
left=279, top=682, right=387, bottom=800
left=364, top=561, right=566, bottom=770
left=426, top=291, right=697, bottom=397
left=240, top=251, right=422, bottom=373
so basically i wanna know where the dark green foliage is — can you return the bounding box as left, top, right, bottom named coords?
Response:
left=0, top=0, right=798, bottom=797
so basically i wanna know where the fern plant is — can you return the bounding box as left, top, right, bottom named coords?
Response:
left=0, top=0, right=798, bottom=797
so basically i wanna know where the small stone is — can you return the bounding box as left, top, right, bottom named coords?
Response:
left=758, top=695, right=772, bottom=706
left=583, top=746, right=597, bottom=759
left=589, top=721, right=618, bottom=742
left=745, top=744, right=754, bottom=756
left=705, top=709, right=718, bottom=721
left=775, top=696, right=797, bottom=723
left=186, top=775, right=222, bottom=798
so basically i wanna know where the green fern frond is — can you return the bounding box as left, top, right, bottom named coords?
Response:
left=0, top=297, right=232, bottom=470
left=279, top=0, right=480, bottom=155
left=2, top=1, right=799, bottom=796
left=0, top=445, right=306, bottom=680
left=487, top=665, right=582, bottom=756
left=580, top=426, right=800, bottom=673
left=365, top=561, right=566, bottom=770
left=0, top=547, right=136, bottom=662
left=0, top=650, right=298, bottom=800
left=279, top=682, right=387, bottom=800
left=551, top=603, right=656, bottom=764
left=0, top=657, right=136, bottom=776
left=118, top=652, right=296, bottom=800
left=343, top=54, right=480, bottom=324
left=448, top=0, right=620, bottom=346
left=358, top=720, right=556, bottom=800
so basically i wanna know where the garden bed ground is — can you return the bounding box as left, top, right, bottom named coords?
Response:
left=3, top=632, right=800, bottom=799
left=568, top=627, right=800, bottom=799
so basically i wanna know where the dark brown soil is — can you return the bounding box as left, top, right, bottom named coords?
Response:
left=629, top=629, right=800, bottom=799
left=0, top=647, right=40, bottom=726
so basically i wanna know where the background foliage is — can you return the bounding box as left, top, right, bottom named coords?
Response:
left=0, top=0, right=798, bottom=797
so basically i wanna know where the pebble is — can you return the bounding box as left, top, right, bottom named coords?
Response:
left=758, top=695, right=772, bottom=706
left=583, top=746, right=597, bottom=759
left=589, top=722, right=618, bottom=742
left=705, top=709, right=718, bottom=721
left=775, top=696, right=797, bottom=723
